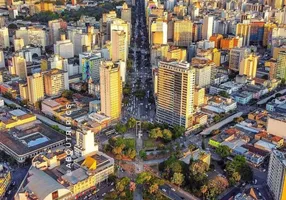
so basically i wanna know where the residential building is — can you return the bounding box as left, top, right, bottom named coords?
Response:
left=48, top=19, right=67, bottom=45
left=229, top=48, right=250, bottom=71
left=111, top=30, right=127, bottom=62
left=156, top=61, right=195, bottom=128
left=54, top=34, right=74, bottom=59
left=11, top=54, right=27, bottom=80
left=192, top=57, right=214, bottom=88
left=276, top=51, right=286, bottom=80
left=27, top=73, right=45, bottom=104
left=239, top=54, right=258, bottom=79
left=74, top=129, right=98, bottom=157
left=166, top=46, right=187, bottom=61
left=267, top=150, right=286, bottom=200
left=14, top=38, right=24, bottom=51
left=202, top=16, right=214, bottom=40
left=100, top=61, right=122, bottom=121
left=80, top=51, right=103, bottom=82
left=0, top=27, right=9, bottom=48
left=121, top=3, right=131, bottom=23
left=43, top=69, right=69, bottom=97
left=19, top=82, right=28, bottom=100
left=151, top=18, right=168, bottom=45
left=236, top=23, right=251, bottom=46
left=194, top=87, right=205, bottom=107
left=27, top=27, right=48, bottom=47
left=267, top=115, right=286, bottom=139
left=173, top=19, right=192, bottom=47
left=209, top=34, right=223, bottom=49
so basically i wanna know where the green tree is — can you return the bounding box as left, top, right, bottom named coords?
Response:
left=171, top=172, right=184, bottom=186
left=233, top=117, right=244, bottom=123
left=139, top=150, right=147, bottom=160
left=173, top=125, right=185, bottom=138
left=162, top=129, right=172, bottom=141
left=189, top=160, right=209, bottom=175
left=61, top=90, right=74, bottom=99
left=127, top=117, right=136, bottom=129
left=126, top=148, right=136, bottom=159
left=206, top=176, right=229, bottom=199
left=116, top=177, right=130, bottom=192
left=215, top=145, right=232, bottom=159
left=219, top=91, right=230, bottom=98
left=213, top=115, right=221, bottom=123
left=149, top=128, right=163, bottom=139
left=200, top=185, right=208, bottom=200
left=115, top=123, right=127, bottom=134
left=226, top=155, right=253, bottom=182
left=136, top=172, right=152, bottom=184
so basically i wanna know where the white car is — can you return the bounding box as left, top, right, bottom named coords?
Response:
left=162, top=188, right=167, bottom=192
left=171, top=188, right=175, bottom=191
left=102, top=193, right=106, bottom=196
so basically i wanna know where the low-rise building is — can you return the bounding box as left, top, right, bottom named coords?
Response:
left=203, top=96, right=237, bottom=114
left=0, top=164, right=11, bottom=199
left=234, top=91, right=253, bottom=105
left=0, top=109, right=36, bottom=129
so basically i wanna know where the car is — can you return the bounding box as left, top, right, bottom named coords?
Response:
left=262, top=169, right=266, bottom=172
left=171, top=188, right=176, bottom=191
left=111, top=182, right=114, bottom=186
left=110, top=188, right=115, bottom=192
left=102, top=193, right=106, bottom=196
left=84, top=196, right=88, bottom=199
left=8, top=190, right=11, bottom=195
left=162, top=188, right=167, bottom=192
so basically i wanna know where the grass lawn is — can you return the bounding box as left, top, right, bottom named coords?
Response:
left=115, top=137, right=135, bottom=149
left=144, top=138, right=158, bottom=149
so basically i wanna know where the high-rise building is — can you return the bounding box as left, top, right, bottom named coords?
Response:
left=41, top=54, right=68, bottom=71
left=74, top=129, right=99, bottom=157
left=250, top=20, right=265, bottom=44
left=151, top=19, right=168, bottom=45
left=0, top=27, right=9, bottom=48
left=121, top=3, right=131, bottom=24
left=43, top=69, right=69, bottom=97
left=173, top=19, right=192, bottom=47
left=19, top=82, right=28, bottom=100
left=276, top=51, right=286, bottom=80
left=80, top=51, right=104, bottom=82
left=265, top=59, right=277, bottom=80
left=54, top=34, right=74, bottom=59
left=14, top=38, right=24, bottom=51
left=100, top=61, right=122, bottom=121
left=11, top=54, right=27, bottom=80
left=28, top=27, right=48, bottom=47
left=209, top=34, right=223, bottom=49
left=174, top=5, right=187, bottom=18
left=111, top=30, right=127, bottom=62
left=156, top=61, right=195, bottom=128
left=193, top=22, right=202, bottom=42
left=192, top=57, right=214, bottom=88
left=236, top=23, right=251, bottom=47
left=48, top=19, right=67, bottom=45
left=110, top=18, right=130, bottom=45
left=194, top=87, right=205, bottom=107
left=0, top=51, right=4, bottom=68
left=27, top=73, right=45, bottom=104
left=166, top=46, right=187, bottom=61
left=202, top=16, right=214, bottom=40
left=239, top=54, right=258, bottom=79
left=263, top=23, right=277, bottom=47
left=15, top=27, right=29, bottom=45
left=267, top=150, right=286, bottom=200
left=229, top=48, right=250, bottom=71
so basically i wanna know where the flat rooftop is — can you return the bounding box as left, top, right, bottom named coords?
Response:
left=0, top=121, right=65, bottom=156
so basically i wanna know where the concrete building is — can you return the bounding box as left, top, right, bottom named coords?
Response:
left=43, top=69, right=69, bottom=97
left=121, top=3, right=131, bottom=23
left=151, top=18, right=168, bottom=45
left=267, top=116, right=286, bottom=139
left=229, top=48, right=250, bottom=71
left=11, top=54, right=27, bottom=80
left=173, top=19, right=192, bottom=47
left=156, top=61, right=195, bottom=128
left=267, top=150, right=286, bottom=200
left=80, top=51, right=103, bottom=82
left=194, top=87, right=205, bottom=107
left=111, top=30, right=127, bottom=62
left=236, top=23, right=251, bottom=46
left=0, top=27, right=9, bottom=48
left=192, top=57, right=214, bottom=88
left=54, top=35, right=74, bottom=59
left=74, top=129, right=98, bottom=157
left=48, top=19, right=67, bottom=45
left=202, top=16, right=214, bottom=40
left=14, top=38, right=24, bottom=51
left=239, top=54, right=258, bottom=79
left=276, top=51, right=286, bottom=80
left=28, top=27, right=48, bottom=47
left=100, top=61, right=122, bottom=121
left=27, top=73, right=45, bottom=104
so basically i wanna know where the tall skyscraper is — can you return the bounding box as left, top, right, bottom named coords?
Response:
left=156, top=61, right=195, bottom=128
left=229, top=48, right=250, bottom=71
left=239, top=54, right=258, bottom=79
left=173, top=19, right=193, bottom=47
left=80, top=51, right=104, bottom=82
left=111, top=30, right=127, bottom=62
left=0, top=27, right=9, bottom=48
left=100, top=61, right=122, bottom=121
left=121, top=3, right=131, bottom=24
left=11, top=54, right=27, bottom=80
left=54, top=34, right=74, bottom=59
left=43, top=69, right=69, bottom=97
left=202, top=16, right=214, bottom=40
left=236, top=23, right=251, bottom=47
left=151, top=19, right=168, bottom=45
left=48, top=19, right=67, bottom=45
left=276, top=51, right=286, bottom=80
left=267, top=150, right=286, bottom=200
left=27, top=73, right=45, bottom=104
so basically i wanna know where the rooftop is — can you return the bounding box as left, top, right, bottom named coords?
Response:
left=0, top=121, right=65, bottom=156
